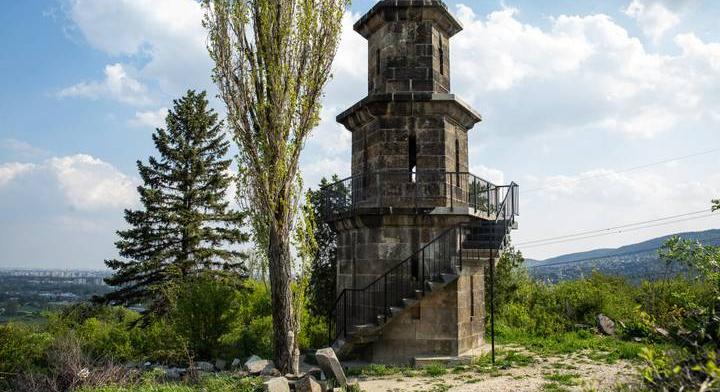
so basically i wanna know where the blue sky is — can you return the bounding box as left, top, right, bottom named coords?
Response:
left=1, top=0, right=719, bottom=269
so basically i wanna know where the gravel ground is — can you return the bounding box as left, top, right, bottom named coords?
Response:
left=355, top=351, right=639, bottom=392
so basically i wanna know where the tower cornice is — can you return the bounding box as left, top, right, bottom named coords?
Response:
left=354, top=0, right=463, bottom=39
left=336, top=93, right=481, bottom=131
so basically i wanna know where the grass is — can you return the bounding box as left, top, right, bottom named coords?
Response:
left=495, top=326, right=647, bottom=363
left=541, top=382, right=572, bottom=392
left=78, top=375, right=264, bottom=392
left=543, top=372, right=581, bottom=386
left=423, top=364, right=448, bottom=377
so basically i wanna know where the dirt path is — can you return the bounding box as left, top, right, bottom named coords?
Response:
left=355, top=350, right=639, bottom=392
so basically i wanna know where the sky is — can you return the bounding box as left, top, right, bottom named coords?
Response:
left=1, top=0, right=719, bottom=269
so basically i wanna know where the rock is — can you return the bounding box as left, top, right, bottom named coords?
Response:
left=215, top=359, right=227, bottom=371
left=295, top=375, right=322, bottom=392
left=143, top=361, right=152, bottom=369
left=234, top=370, right=249, bottom=378
left=196, top=361, right=215, bottom=372
left=315, top=348, right=347, bottom=387
left=231, top=358, right=242, bottom=369
left=306, top=367, right=323, bottom=380
left=245, top=356, right=276, bottom=375
left=655, top=327, right=670, bottom=337
left=266, top=367, right=281, bottom=377
left=573, top=323, right=590, bottom=329
left=597, top=314, right=615, bottom=335
left=165, top=368, right=182, bottom=381
left=263, top=376, right=290, bottom=392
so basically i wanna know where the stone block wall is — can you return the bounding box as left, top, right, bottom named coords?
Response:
left=364, top=261, right=487, bottom=364
left=367, top=21, right=450, bottom=94
left=347, top=109, right=470, bottom=210
left=335, top=214, right=475, bottom=293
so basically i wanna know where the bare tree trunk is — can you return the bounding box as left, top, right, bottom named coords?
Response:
left=268, top=222, right=294, bottom=373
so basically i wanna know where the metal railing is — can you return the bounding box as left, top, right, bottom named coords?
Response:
left=328, top=182, right=519, bottom=347
left=321, top=170, right=512, bottom=221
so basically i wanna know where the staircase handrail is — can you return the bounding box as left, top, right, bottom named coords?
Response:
left=327, top=180, right=519, bottom=345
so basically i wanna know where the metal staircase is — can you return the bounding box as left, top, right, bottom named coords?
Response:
left=328, top=183, right=519, bottom=355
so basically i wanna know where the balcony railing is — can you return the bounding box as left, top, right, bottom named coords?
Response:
left=321, top=170, right=517, bottom=221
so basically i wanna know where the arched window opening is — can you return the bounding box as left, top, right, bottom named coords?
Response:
left=409, top=133, right=417, bottom=183
left=455, top=139, right=460, bottom=184
left=376, top=49, right=381, bottom=76
left=439, top=42, right=445, bottom=76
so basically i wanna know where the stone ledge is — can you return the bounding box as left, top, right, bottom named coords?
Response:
left=337, top=93, right=481, bottom=131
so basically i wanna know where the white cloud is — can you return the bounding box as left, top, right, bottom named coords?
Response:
left=58, top=63, right=152, bottom=106
left=0, top=162, right=35, bottom=188
left=452, top=3, right=720, bottom=139
left=66, top=0, right=211, bottom=97
left=517, top=166, right=720, bottom=259
left=470, top=165, right=505, bottom=185
left=48, top=154, right=137, bottom=211
left=453, top=6, right=592, bottom=93
left=130, top=107, right=168, bottom=129
left=0, top=155, right=138, bottom=211
left=624, top=0, right=680, bottom=42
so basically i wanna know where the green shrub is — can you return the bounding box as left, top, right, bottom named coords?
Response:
left=169, top=275, right=241, bottom=360
left=422, top=364, right=447, bottom=377
left=219, top=281, right=273, bottom=360
left=0, top=322, right=52, bottom=380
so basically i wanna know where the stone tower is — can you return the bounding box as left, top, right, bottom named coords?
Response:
left=323, top=0, right=518, bottom=364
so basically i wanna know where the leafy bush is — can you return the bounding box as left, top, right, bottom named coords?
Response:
left=0, top=322, right=52, bottom=387
left=168, top=275, right=241, bottom=360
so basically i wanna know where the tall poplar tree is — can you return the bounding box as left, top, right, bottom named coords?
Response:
left=99, top=90, right=249, bottom=320
left=203, top=0, right=348, bottom=371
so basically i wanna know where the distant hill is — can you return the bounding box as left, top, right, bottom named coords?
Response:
left=525, top=229, right=720, bottom=283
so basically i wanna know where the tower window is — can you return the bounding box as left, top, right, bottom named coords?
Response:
left=409, top=133, right=417, bottom=182
left=455, top=139, right=460, bottom=184
left=470, top=275, right=475, bottom=319
left=439, top=42, right=445, bottom=76
left=376, top=49, right=381, bottom=76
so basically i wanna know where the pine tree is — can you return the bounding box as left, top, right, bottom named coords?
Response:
left=99, top=90, right=249, bottom=320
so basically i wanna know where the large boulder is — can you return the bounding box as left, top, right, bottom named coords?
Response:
left=263, top=377, right=290, bottom=392
left=245, top=356, right=276, bottom=375
left=597, top=314, right=616, bottom=335
left=315, top=348, right=347, bottom=387
left=295, top=375, right=322, bottom=392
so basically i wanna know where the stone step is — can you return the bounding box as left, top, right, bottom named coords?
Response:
left=389, top=306, right=404, bottom=317
left=440, top=273, right=458, bottom=283
left=402, top=298, right=419, bottom=308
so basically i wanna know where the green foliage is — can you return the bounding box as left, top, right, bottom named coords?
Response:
left=101, top=90, right=249, bottom=320
left=168, top=274, right=242, bottom=360
left=45, top=304, right=184, bottom=363
left=423, top=364, right=447, bottom=377
left=638, top=236, right=720, bottom=390
left=204, top=0, right=349, bottom=371
left=295, top=176, right=340, bottom=318
left=0, top=322, right=52, bottom=382
left=220, top=281, right=273, bottom=360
